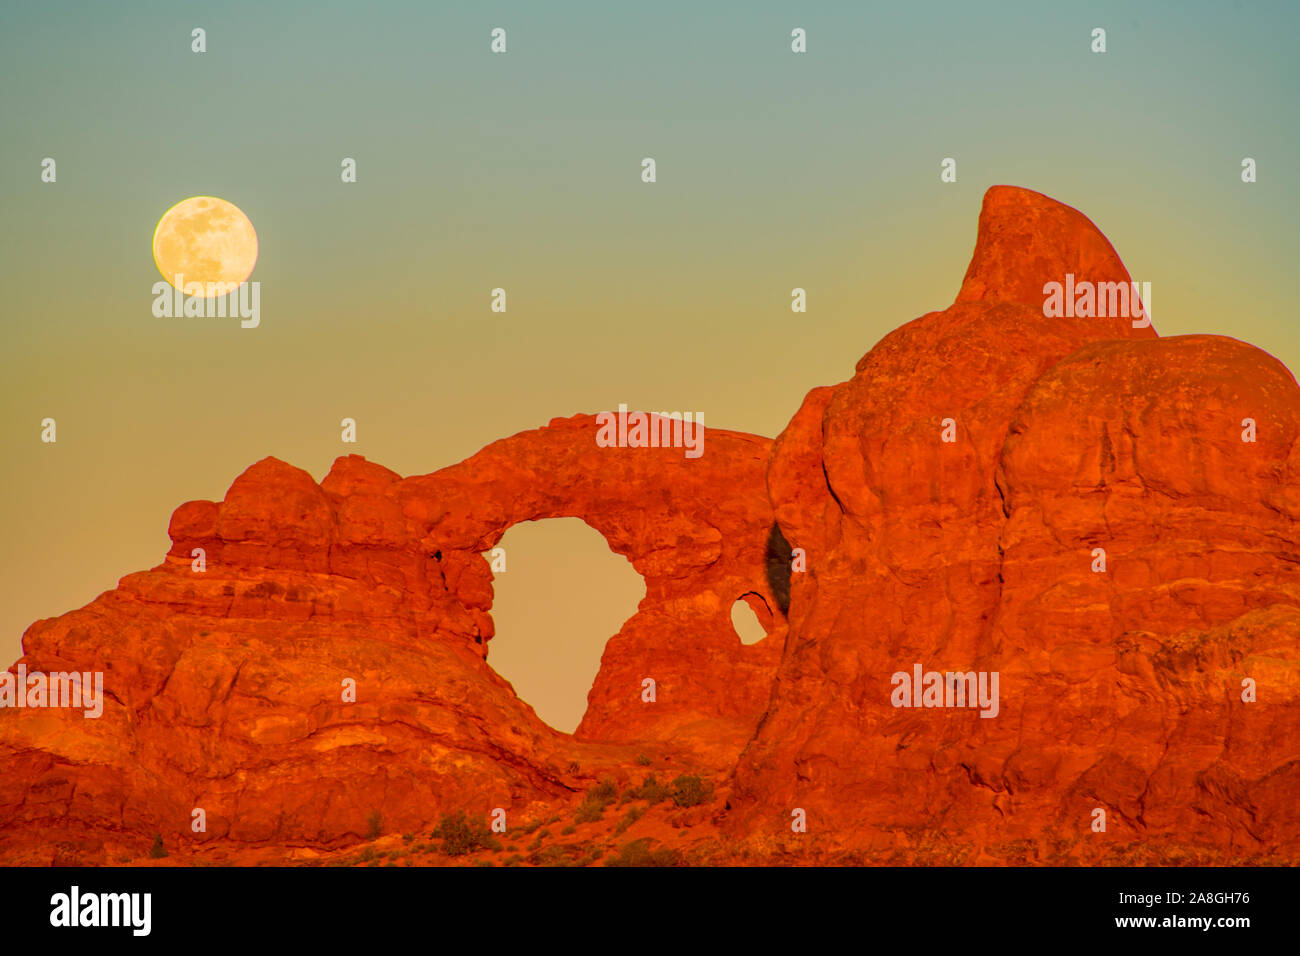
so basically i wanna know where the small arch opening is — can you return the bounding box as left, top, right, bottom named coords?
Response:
left=731, top=592, right=772, bottom=646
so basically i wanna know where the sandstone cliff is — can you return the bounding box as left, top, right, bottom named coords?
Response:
left=2, top=187, right=1295, bottom=866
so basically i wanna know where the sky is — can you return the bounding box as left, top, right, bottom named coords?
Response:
left=2, top=0, right=1297, bottom=731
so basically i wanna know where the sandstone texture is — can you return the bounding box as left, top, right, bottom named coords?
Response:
left=2, top=186, right=1296, bottom=865
left=729, top=187, right=1300, bottom=864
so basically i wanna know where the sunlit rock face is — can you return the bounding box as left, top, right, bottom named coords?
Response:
left=727, top=186, right=1300, bottom=864
left=2, top=187, right=1297, bottom=865
left=0, top=421, right=783, bottom=861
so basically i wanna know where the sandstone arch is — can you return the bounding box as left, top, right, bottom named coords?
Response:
left=395, top=413, right=785, bottom=744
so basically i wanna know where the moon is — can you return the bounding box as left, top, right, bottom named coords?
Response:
left=152, top=196, right=258, bottom=297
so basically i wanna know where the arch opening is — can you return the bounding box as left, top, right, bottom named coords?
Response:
left=731, top=592, right=772, bottom=645
left=483, top=517, right=646, bottom=734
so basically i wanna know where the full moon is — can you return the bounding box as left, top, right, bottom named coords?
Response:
left=152, top=196, right=258, bottom=297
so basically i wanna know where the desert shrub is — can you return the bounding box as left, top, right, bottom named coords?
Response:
left=670, top=774, right=710, bottom=808
left=589, top=778, right=618, bottom=802
left=148, top=834, right=167, bottom=859
left=432, top=810, right=502, bottom=856
left=533, top=844, right=587, bottom=867
left=365, top=810, right=383, bottom=840
left=575, top=777, right=620, bottom=822
left=614, top=806, right=644, bottom=835
left=626, top=773, right=672, bottom=804
left=606, top=838, right=678, bottom=867
left=636, top=753, right=652, bottom=766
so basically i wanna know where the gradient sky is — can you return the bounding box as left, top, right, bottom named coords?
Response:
left=3, top=0, right=1297, bottom=731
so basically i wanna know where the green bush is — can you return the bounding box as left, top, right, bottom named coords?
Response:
left=432, top=810, right=502, bottom=856
left=627, top=773, right=672, bottom=804
left=614, top=806, right=644, bottom=835
left=365, top=810, right=383, bottom=840
left=606, top=838, right=678, bottom=867
left=670, top=775, right=710, bottom=808
left=575, top=777, right=620, bottom=823
left=636, top=753, right=652, bottom=766
left=589, top=778, right=618, bottom=803
left=532, top=844, right=589, bottom=867
left=148, top=834, right=167, bottom=859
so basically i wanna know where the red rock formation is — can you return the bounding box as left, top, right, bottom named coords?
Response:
left=395, top=416, right=785, bottom=750
left=727, top=187, right=1300, bottom=864
left=2, top=185, right=1297, bottom=865
left=0, top=419, right=783, bottom=862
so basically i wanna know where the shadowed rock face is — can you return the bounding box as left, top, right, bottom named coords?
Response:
left=3, top=186, right=1297, bottom=865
